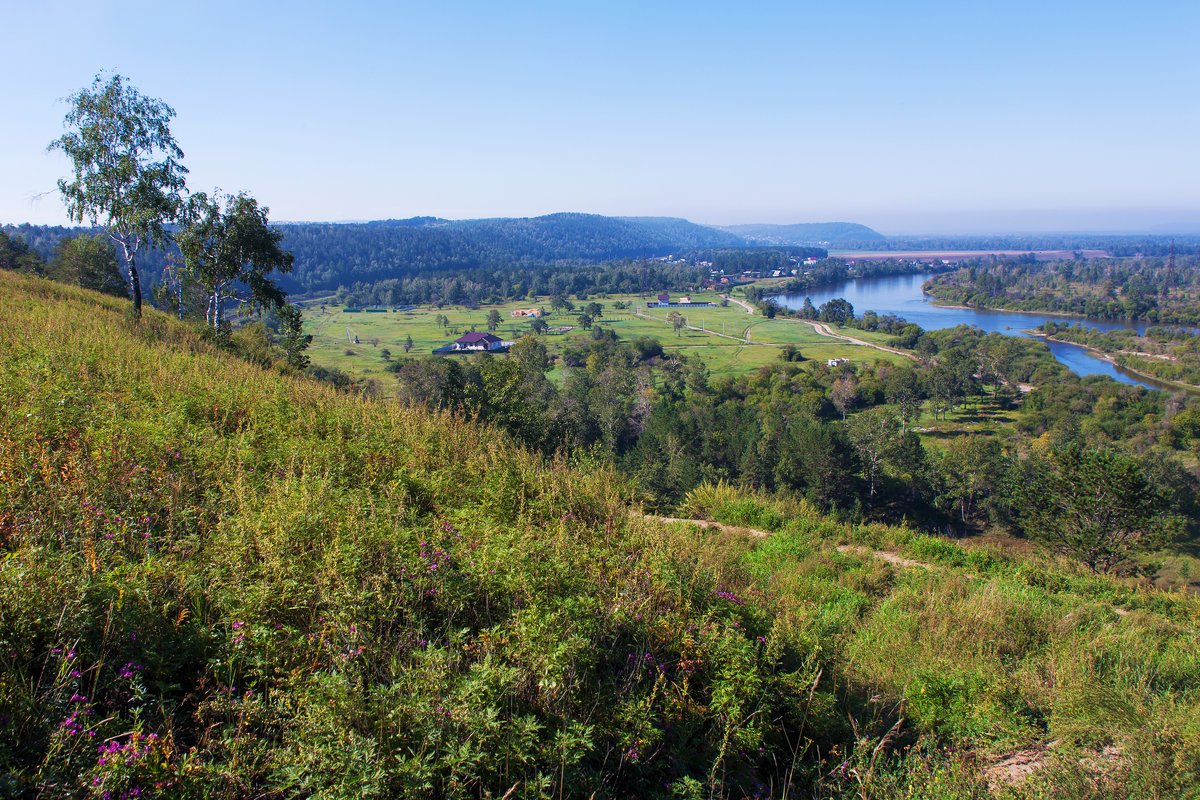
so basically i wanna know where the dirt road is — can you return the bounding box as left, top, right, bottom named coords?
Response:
left=794, top=319, right=917, bottom=361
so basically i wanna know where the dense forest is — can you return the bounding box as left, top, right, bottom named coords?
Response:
left=4, top=225, right=840, bottom=314
left=3, top=214, right=747, bottom=298
left=0, top=229, right=129, bottom=298
left=924, top=254, right=1200, bottom=324
left=331, top=261, right=715, bottom=309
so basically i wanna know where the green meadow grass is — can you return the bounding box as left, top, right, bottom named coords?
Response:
left=301, top=293, right=898, bottom=388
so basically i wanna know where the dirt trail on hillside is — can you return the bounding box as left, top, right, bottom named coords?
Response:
left=718, top=294, right=917, bottom=361
left=648, top=511, right=1129, bottom=792
left=793, top=319, right=918, bottom=361
left=983, top=743, right=1123, bottom=791
left=720, top=294, right=756, bottom=314
left=638, top=306, right=754, bottom=343
left=834, top=545, right=927, bottom=569
left=649, top=515, right=772, bottom=538
left=646, top=516, right=933, bottom=570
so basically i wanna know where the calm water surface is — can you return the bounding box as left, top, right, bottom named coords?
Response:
left=774, top=273, right=1171, bottom=391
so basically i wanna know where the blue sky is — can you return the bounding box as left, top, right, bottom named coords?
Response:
left=3, top=0, right=1198, bottom=234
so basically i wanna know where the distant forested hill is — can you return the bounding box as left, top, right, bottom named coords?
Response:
left=4, top=213, right=745, bottom=296
left=872, top=234, right=1200, bottom=256
left=280, top=213, right=746, bottom=293
left=616, top=216, right=747, bottom=248
left=720, top=221, right=887, bottom=246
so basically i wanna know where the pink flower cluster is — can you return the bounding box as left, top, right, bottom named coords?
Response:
left=418, top=541, right=451, bottom=574
left=711, top=584, right=747, bottom=605
left=118, top=661, right=144, bottom=679
left=96, top=733, right=156, bottom=765
left=56, top=705, right=95, bottom=738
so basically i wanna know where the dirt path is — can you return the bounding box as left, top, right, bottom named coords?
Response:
left=720, top=294, right=756, bottom=314
left=647, top=516, right=933, bottom=571
left=648, top=512, right=1127, bottom=792
left=794, top=319, right=918, bottom=361
left=835, top=545, right=928, bottom=569
left=636, top=307, right=754, bottom=343
left=717, top=294, right=916, bottom=361
left=649, top=515, right=772, bottom=538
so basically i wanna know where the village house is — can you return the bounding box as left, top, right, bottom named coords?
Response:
left=827, top=358, right=849, bottom=367
left=451, top=332, right=505, bottom=351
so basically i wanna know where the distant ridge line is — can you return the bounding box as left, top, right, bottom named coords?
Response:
left=719, top=221, right=887, bottom=246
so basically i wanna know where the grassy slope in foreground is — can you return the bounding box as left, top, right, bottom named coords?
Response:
left=1, top=271, right=1199, bottom=799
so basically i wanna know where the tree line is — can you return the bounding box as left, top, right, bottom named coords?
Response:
left=924, top=255, right=1200, bottom=324
left=2, top=214, right=751, bottom=300
left=841, top=233, right=1200, bottom=257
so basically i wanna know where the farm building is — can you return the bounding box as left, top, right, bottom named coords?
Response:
left=451, top=332, right=506, bottom=351
left=510, top=308, right=543, bottom=318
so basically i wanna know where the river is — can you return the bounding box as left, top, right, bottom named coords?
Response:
left=772, top=272, right=1172, bottom=391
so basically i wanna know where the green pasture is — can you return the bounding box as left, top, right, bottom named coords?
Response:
left=663, top=344, right=774, bottom=379
left=799, top=341, right=908, bottom=367
left=301, top=292, right=900, bottom=383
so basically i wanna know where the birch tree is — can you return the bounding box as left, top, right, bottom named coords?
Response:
left=846, top=406, right=903, bottom=505
left=177, top=191, right=294, bottom=331
left=49, top=74, right=187, bottom=318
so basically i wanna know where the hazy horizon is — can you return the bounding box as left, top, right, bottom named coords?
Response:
left=4, top=1, right=1198, bottom=236
left=9, top=209, right=1200, bottom=241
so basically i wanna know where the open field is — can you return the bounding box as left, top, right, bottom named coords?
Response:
left=301, top=290, right=906, bottom=387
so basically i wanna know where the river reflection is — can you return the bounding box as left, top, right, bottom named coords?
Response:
left=773, top=273, right=1172, bottom=390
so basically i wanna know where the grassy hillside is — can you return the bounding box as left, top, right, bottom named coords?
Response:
left=2, top=270, right=1199, bottom=798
